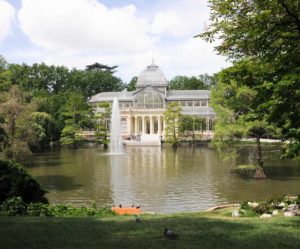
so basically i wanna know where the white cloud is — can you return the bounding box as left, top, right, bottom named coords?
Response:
left=8, top=0, right=229, bottom=82
left=150, top=0, right=209, bottom=37
left=0, top=0, right=15, bottom=42
left=18, top=0, right=153, bottom=52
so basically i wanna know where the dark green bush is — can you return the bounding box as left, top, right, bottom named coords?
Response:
left=0, top=198, right=115, bottom=217
left=0, top=160, right=48, bottom=204
left=27, top=203, right=53, bottom=216
left=0, top=196, right=27, bottom=216
left=253, top=201, right=274, bottom=214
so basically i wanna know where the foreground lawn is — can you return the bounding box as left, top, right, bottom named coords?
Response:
left=1, top=209, right=300, bottom=249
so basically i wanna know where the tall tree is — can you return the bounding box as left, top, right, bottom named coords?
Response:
left=95, top=102, right=111, bottom=149
left=164, top=102, right=182, bottom=147
left=212, top=65, right=279, bottom=179
left=199, top=0, right=300, bottom=158
left=60, top=92, right=93, bottom=147
left=127, top=76, right=137, bottom=91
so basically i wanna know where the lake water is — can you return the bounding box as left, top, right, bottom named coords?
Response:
left=27, top=145, right=300, bottom=213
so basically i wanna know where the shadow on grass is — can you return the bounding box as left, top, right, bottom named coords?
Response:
left=0, top=214, right=300, bottom=249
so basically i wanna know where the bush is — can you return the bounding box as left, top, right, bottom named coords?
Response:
left=27, top=203, right=53, bottom=217
left=0, top=197, right=27, bottom=216
left=0, top=160, right=48, bottom=204
left=236, top=164, right=256, bottom=177
left=0, top=198, right=115, bottom=217
left=253, top=201, right=274, bottom=214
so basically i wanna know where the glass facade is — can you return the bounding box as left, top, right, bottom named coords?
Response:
left=134, top=89, right=164, bottom=109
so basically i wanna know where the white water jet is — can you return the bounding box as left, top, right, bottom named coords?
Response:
left=109, top=98, right=123, bottom=154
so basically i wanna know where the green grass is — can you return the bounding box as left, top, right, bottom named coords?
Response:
left=1, top=208, right=300, bottom=249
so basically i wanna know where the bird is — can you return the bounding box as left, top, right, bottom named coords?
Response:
left=134, top=215, right=141, bottom=222
left=163, top=228, right=179, bottom=240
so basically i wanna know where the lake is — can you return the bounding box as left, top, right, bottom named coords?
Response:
left=27, top=145, right=300, bottom=213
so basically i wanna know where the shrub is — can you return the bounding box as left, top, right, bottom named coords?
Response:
left=0, top=196, right=27, bottom=216
left=0, top=160, right=48, bottom=204
left=236, top=164, right=256, bottom=177
left=27, top=203, right=53, bottom=217
left=253, top=201, right=274, bottom=214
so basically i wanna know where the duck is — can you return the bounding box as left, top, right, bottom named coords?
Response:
left=163, top=228, right=179, bottom=240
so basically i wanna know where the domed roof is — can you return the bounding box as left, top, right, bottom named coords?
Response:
left=136, top=63, right=168, bottom=87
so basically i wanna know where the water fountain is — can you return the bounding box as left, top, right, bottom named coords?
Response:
left=109, top=98, right=123, bottom=154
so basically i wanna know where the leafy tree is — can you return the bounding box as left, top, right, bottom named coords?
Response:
left=0, top=55, right=8, bottom=72
left=0, top=115, right=8, bottom=155
left=60, top=92, right=93, bottom=147
left=0, top=160, right=48, bottom=204
left=164, top=102, right=182, bottom=147
left=95, top=102, right=111, bottom=149
left=199, top=0, right=300, bottom=158
left=86, top=63, right=118, bottom=74
left=169, top=75, right=214, bottom=90
left=180, top=116, right=206, bottom=143
left=127, top=76, right=137, bottom=91
left=0, top=85, right=33, bottom=161
left=211, top=67, right=280, bottom=179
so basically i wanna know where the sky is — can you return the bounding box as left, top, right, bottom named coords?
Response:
left=0, top=0, right=230, bottom=82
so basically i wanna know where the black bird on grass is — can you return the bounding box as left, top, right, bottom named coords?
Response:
left=134, top=215, right=141, bottom=223
left=163, top=228, right=179, bottom=240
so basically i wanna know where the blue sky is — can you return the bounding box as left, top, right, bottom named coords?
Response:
left=0, top=0, right=229, bottom=82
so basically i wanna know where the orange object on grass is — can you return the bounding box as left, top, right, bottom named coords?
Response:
left=112, top=207, right=141, bottom=215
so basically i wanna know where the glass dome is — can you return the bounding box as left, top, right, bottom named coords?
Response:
left=136, top=63, right=168, bottom=88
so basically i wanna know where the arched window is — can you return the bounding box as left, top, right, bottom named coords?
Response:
left=121, top=118, right=127, bottom=133
left=134, top=89, right=164, bottom=109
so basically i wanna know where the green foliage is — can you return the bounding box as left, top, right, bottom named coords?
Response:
left=0, top=198, right=115, bottom=217
left=211, top=62, right=281, bottom=178
left=236, top=164, right=256, bottom=177
left=95, top=102, right=111, bottom=147
left=164, top=102, right=182, bottom=146
left=169, top=75, right=212, bottom=90
left=126, top=76, right=137, bottom=91
left=0, top=196, right=27, bottom=216
left=60, top=92, right=94, bottom=147
left=199, top=0, right=300, bottom=158
left=0, top=160, right=47, bottom=204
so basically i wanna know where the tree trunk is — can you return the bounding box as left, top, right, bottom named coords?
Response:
left=254, top=136, right=266, bottom=179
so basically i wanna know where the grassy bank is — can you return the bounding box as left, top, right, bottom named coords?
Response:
left=1, top=208, right=300, bottom=249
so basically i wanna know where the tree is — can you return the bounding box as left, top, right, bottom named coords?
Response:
left=95, top=102, right=111, bottom=149
left=211, top=64, right=280, bottom=179
left=60, top=92, right=93, bottom=147
left=0, top=115, right=8, bottom=155
left=169, top=75, right=211, bottom=90
left=180, top=116, right=206, bottom=144
left=0, top=85, right=33, bottom=161
left=0, top=160, right=48, bottom=204
left=199, top=0, right=300, bottom=158
left=85, top=63, right=118, bottom=74
left=127, top=76, right=137, bottom=91
left=164, top=102, right=182, bottom=147
left=0, top=55, right=8, bottom=72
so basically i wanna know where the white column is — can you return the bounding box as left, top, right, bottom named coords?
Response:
left=150, top=116, right=154, bottom=134
left=128, top=116, right=131, bottom=134
left=134, top=116, right=138, bottom=135
left=163, top=119, right=166, bottom=135
left=142, top=116, right=146, bottom=134
left=157, top=116, right=161, bottom=135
